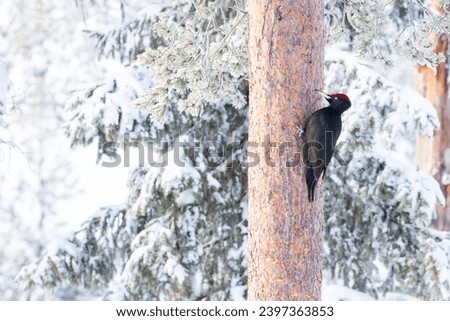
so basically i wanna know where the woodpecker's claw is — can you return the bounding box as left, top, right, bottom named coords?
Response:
left=297, top=125, right=304, bottom=137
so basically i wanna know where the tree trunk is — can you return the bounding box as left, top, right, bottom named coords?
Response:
left=247, top=0, right=324, bottom=300
left=416, top=22, right=450, bottom=230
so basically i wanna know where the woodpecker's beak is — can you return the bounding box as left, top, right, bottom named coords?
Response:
left=315, top=89, right=332, bottom=104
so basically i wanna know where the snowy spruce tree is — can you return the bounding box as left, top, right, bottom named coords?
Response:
left=322, top=1, right=450, bottom=299
left=18, top=0, right=450, bottom=300
left=19, top=0, right=248, bottom=300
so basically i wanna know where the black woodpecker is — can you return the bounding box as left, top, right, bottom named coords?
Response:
left=304, top=90, right=351, bottom=202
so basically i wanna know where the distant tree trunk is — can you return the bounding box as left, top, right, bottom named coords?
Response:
left=416, top=7, right=450, bottom=230
left=247, top=0, right=324, bottom=300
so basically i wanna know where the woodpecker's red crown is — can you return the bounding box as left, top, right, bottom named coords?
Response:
left=331, top=93, right=350, bottom=102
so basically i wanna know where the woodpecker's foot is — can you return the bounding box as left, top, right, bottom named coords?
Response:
left=297, top=125, right=304, bottom=137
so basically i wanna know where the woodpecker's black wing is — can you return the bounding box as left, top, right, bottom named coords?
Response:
left=304, top=108, right=342, bottom=201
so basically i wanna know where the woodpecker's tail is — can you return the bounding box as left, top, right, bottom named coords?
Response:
left=306, top=167, right=316, bottom=202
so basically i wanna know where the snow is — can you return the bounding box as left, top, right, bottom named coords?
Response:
left=147, top=145, right=202, bottom=196
left=176, top=189, right=196, bottom=206
left=229, top=285, right=246, bottom=301
left=442, top=173, right=450, bottom=185
left=0, top=60, right=7, bottom=110
left=164, top=257, right=187, bottom=283
left=58, top=145, right=129, bottom=228
left=322, top=285, right=375, bottom=301
left=206, top=172, right=221, bottom=189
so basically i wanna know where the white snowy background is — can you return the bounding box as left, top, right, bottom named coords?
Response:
left=0, top=0, right=167, bottom=299
left=1, top=0, right=450, bottom=301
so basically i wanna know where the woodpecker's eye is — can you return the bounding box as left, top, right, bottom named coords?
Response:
left=333, top=96, right=338, bottom=100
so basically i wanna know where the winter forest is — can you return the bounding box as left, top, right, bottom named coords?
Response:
left=1, top=0, right=450, bottom=301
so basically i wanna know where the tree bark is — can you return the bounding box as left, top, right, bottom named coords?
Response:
left=416, top=19, right=450, bottom=230
left=247, top=0, right=324, bottom=300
